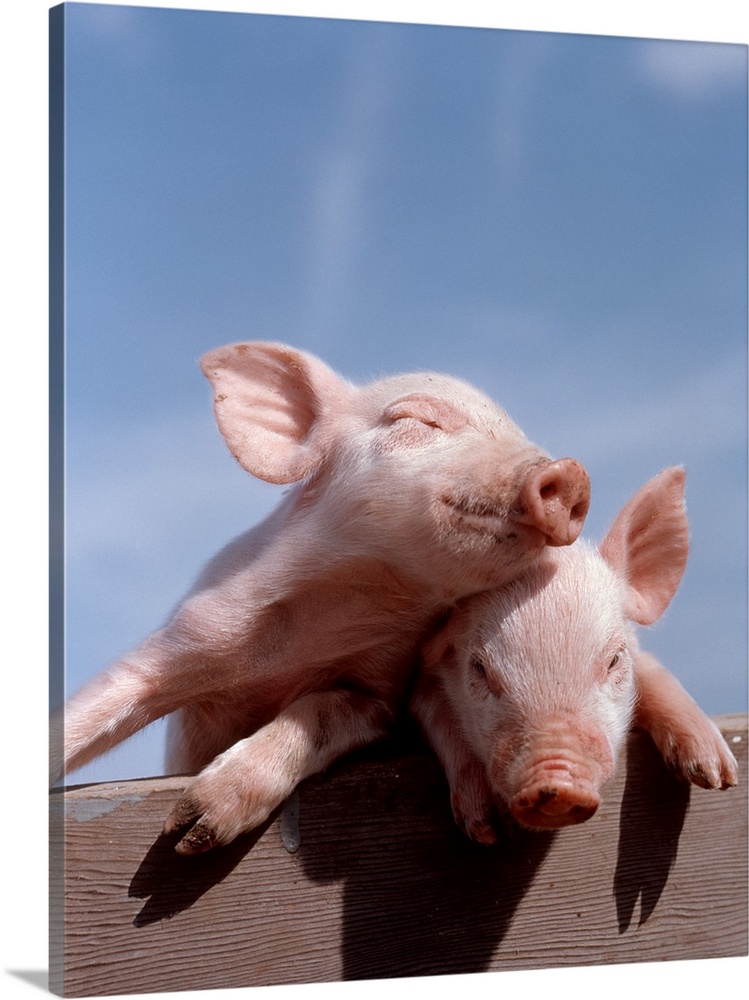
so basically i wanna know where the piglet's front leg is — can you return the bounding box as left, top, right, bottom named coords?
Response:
left=634, top=650, right=738, bottom=790
left=164, top=687, right=394, bottom=854
left=410, top=672, right=506, bottom=845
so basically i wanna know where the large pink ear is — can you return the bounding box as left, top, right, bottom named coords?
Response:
left=200, top=341, right=353, bottom=484
left=599, top=467, right=689, bottom=626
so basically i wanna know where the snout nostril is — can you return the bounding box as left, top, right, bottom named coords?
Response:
left=571, top=803, right=595, bottom=817
left=539, top=480, right=558, bottom=500
left=534, top=787, right=558, bottom=807
left=515, top=458, right=590, bottom=546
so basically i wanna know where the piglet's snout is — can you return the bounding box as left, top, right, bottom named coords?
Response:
left=515, top=458, right=590, bottom=547
left=510, top=760, right=601, bottom=829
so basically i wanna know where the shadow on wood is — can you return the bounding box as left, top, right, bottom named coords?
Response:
left=128, top=821, right=270, bottom=927
left=50, top=714, right=748, bottom=997
left=614, top=732, right=691, bottom=932
left=296, top=752, right=558, bottom=980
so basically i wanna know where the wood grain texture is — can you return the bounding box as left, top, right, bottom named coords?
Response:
left=50, top=714, right=748, bottom=997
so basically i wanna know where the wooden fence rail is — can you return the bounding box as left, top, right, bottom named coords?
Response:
left=49, top=714, right=748, bottom=997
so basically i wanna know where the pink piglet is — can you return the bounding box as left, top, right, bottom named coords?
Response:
left=53, top=341, right=591, bottom=853
left=411, top=467, right=738, bottom=843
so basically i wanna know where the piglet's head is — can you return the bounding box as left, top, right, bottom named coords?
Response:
left=200, top=341, right=590, bottom=596
left=418, top=467, right=689, bottom=832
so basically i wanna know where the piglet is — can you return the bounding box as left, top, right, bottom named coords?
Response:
left=53, top=341, right=590, bottom=853
left=411, top=467, right=738, bottom=843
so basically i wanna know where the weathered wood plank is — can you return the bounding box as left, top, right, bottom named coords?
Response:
left=50, top=714, right=748, bottom=997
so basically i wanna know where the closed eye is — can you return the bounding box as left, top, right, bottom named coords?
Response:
left=470, top=656, right=502, bottom=697
left=471, top=656, right=487, bottom=677
left=391, top=410, right=443, bottom=430
left=397, top=414, right=442, bottom=429
left=383, top=394, right=467, bottom=433
left=605, top=647, right=630, bottom=683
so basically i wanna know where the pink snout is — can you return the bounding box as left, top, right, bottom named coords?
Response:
left=516, top=458, right=591, bottom=547
left=510, top=773, right=601, bottom=829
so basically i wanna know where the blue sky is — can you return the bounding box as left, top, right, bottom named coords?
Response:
left=58, top=2, right=747, bottom=783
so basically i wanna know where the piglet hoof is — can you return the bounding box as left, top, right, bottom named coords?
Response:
left=163, top=765, right=283, bottom=854
left=680, top=758, right=738, bottom=791
left=670, top=743, right=738, bottom=791
left=450, top=791, right=494, bottom=844
left=457, top=810, right=498, bottom=845
left=655, top=718, right=739, bottom=791
left=450, top=785, right=519, bottom=845
left=449, top=763, right=505, bottom=845
left=162, top=792, right=223, bottom=855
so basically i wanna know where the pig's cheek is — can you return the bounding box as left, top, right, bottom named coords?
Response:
left=458, top=680, right=498, bottom=750
left=438, top=507, right=545, bottom=553
left=380, top=420, right=442, bottom=450
left=367, top=431, right=535, bottom=551
left=485, top=734, right=521, bottom=805
left=600, top=669, right=638, bottom=761
left=427, top=515, right=548, bottom=595
left=569, top=724, right=618, bottom=788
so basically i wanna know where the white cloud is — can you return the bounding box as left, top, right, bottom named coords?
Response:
left=302, top=30, right=403, bottom=344
left=489, top=33, right=558, bottom=181
left=638, top=38, right=746, bottom=101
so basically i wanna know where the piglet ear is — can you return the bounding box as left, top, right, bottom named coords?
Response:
left=200, top=341, right=353, bottom=484
left=599, top=467, right=689, bottom=626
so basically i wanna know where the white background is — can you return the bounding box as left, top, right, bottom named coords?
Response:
left=1, top=2, right=746, bottom=1000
